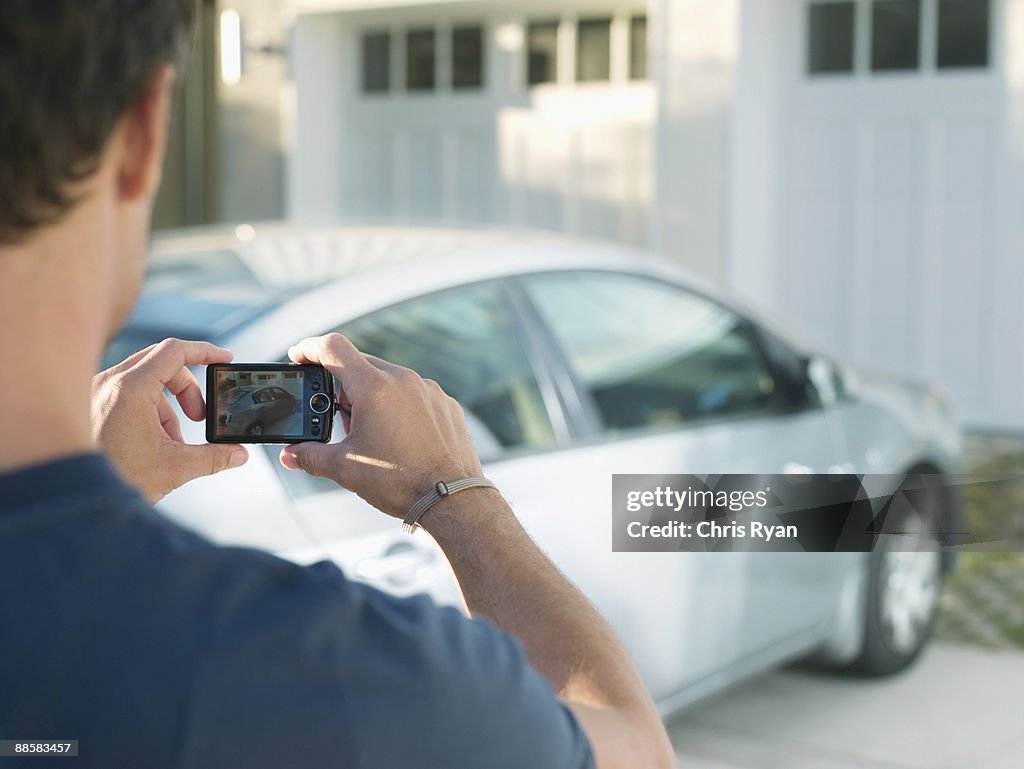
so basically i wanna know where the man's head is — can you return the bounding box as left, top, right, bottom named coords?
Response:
left=0, top=0, right=195, bottom=333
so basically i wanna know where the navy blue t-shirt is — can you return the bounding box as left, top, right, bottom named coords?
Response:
left=0, top=454, right=594, bottom=768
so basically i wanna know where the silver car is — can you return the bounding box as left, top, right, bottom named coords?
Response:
left=105, top=224, right=961, bottom=717
left=218, top=385, right=299, bottom=437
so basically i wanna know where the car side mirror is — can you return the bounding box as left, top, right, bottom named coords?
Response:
left=803, top=355, right=847, bottom=407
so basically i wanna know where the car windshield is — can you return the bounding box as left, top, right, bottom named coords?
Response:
left=220, top=387, right=254, bottom=405
left=99, top=247, right=300, bottom=372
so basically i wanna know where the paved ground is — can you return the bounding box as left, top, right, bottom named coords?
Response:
left=668, top=643, right=1024, bottom=768
left=937, top=553, right=1024, bottom=649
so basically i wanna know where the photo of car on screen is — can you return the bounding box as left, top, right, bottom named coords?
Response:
left=215, top=370, right=303, bottom=438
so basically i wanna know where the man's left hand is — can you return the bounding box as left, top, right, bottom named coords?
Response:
left=92, top=338, right=248, bottom=503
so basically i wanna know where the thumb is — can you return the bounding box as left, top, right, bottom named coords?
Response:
left=280, top=442, right=347, bottom=484
left=173, top=443, right=248, bottom=486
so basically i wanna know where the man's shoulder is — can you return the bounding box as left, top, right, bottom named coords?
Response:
left=94, top=495, right=367, bottom=637
left=0, top=458, right=363, bottom=658
left=177, top=544, right=594, bottom=769
left=0, top=456, right=592, bottom=768
left=126, top=508, right=592, bottom=769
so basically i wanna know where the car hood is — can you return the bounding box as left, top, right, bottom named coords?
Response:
left=843, top=364, right=961, bottom=465
left=846, top=365, right=929, bottom=408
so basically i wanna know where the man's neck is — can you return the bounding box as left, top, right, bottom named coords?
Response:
left=0, top=238, right=106, bottom=474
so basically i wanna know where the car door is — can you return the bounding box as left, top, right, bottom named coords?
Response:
left=269, top=387, right=291, bottom=424
left=512, top=269, right=852, bottom=700
left=249, top=389, right=267, bottom=422
left=239, top=392, right=261, bottom=431
left=282, top=273, right=770, bottom=702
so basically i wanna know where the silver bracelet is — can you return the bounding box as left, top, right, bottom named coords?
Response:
left=403, top=478, right=497, bottom=534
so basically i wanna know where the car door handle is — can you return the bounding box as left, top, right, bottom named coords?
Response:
left=355, top=542, right=437, bottom=588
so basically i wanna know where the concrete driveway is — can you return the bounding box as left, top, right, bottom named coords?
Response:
left=668, top=643, right=1024, bottom=768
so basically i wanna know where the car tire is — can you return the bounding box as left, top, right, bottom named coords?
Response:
left=846, top=478, right=946, bottom=677
left=246, top=422, right=264, bottom=437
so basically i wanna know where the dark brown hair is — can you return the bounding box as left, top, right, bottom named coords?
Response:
left=0, top=0, right=196, bottom=243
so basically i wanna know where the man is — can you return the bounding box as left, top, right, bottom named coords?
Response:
left=0, top=2, right=674, bottom=767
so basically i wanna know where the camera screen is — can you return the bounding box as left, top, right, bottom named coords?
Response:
left=214, top=369, right=306, bottom=439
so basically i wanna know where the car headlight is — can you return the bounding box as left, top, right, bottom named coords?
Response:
left=927, top=384, right=955, bottom=416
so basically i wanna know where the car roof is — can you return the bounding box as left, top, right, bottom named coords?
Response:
left=129, top=223, right=621, bottom=336
left=124, top=221, right=811, bottom=355
left=222, top=385, right=255, bottom=397
left=148, top=221, right=629, bottom=288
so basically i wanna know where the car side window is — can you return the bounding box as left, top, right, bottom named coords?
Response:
left=338, top=281, right=556, bottom=459
left=521, top=271, right=783, bottom=433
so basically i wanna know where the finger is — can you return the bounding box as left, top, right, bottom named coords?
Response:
left=122, top=345, right=154, bottom=367
left=288, top=333, right=368, bottom=370
left=158, top=394, right=184, bottom=443
left=287, top=344, right=351, bottom=433
left=164, top=365, right=207, bottom=421
left=280, top=441, right=347, bottom=485
left=288, top=348, right=352, bottom=412
left=171, top=443, right=248, bottom=487
left=136, top=339, right=234, bottom=385
left=288, top=334, right=380, bottom=403
left=103, top=341, right=162, bottom=375
left=362, top=354, right=408, bottom=377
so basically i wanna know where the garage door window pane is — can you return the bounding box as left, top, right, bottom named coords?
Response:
left=937, top=0, right=990, bottom=68
left=524, top=272, right=781, bottom=433
left=871, top=0, right=921, bottom=71
left=527, top=20, right=558, bottom=85
left=577, top=18, right=611, bottom=82
left=341, top=283, right=555, bottom=456
left=362, top=32, right=390, bottom=93
left=406, top=29, right=435, bottom=91
left=630, top=16, right=648, bottom=80
left=807, top=2, right=855, bottom=74
left=452, top=25, right=484, bottom=88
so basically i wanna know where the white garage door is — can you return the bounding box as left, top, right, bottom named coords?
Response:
left=768, top=0, right=1024, bottom=430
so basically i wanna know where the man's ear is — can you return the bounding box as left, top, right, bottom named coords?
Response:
left=117, top=64, right=176, bottom=204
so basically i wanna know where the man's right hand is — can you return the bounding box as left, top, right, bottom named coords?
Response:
left=280, top=333, right=674, bottom=769
left=279, top=333, right=485, bottom=519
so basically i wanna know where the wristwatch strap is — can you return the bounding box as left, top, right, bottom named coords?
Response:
left=403, top=478, right=497, bottom=534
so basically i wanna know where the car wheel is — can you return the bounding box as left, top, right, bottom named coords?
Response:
left=246, top=422, right=264, bottom=437
left=848, top=480, right=945, bottom=676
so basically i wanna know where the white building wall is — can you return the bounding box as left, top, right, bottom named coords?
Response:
left=727, top=0, right=786, bottom=319
left=219, top=0, right=289, bottom=221
left=289, top=1, right=655, bottom=246
left=990, top=0, right=1024, bottom=431
left=650, top=0, right=741, bottom=283
left=288, top=12, right=347, bottom=219
left=287, top=0, right=1023, bottom=430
